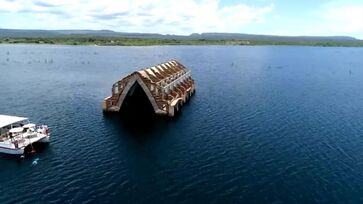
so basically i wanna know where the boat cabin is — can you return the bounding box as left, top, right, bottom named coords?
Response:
left=0, top=115, right=29, bottom=141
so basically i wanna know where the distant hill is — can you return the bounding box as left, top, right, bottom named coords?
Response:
left=0, top=29, right=360, bottom=43
left=1, top=29, right=363, bottom=47
left=0, top=29, right=172, bottom=39
left=189, top=33, right=359, bottom=43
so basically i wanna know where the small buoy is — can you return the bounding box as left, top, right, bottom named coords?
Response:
left=20, top=155, right=25, bottom=159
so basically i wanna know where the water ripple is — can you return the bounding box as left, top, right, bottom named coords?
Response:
left=1, top=45, right=363, bottom=203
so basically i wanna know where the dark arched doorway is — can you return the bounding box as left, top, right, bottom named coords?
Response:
left=119, top=81, right=155, bottom=120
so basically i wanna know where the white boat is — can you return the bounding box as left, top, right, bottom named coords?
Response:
left=0, top=115, right=50, bottom=155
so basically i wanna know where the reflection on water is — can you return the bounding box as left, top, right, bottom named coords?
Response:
left=24, top=143, right=49, bottom=155
left=103, top=113, right=168, bottom=137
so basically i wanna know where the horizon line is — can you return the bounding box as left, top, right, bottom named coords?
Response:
left=0, top=28, right=361, bottom=40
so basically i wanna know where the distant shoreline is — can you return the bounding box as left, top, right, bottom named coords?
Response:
left=1, top=37, right=363, bottom=47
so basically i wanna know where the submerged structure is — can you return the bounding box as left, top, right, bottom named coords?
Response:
left=103, top=60, right=196, bottom=117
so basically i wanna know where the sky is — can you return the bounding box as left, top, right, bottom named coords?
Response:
left=1, top=0, right=363, bottom=39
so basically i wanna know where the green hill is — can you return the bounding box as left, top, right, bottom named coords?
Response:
left=1, top=29, right=362, bottom=46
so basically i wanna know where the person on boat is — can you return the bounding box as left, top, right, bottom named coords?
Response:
left=13, top=140, right=18, bottom=148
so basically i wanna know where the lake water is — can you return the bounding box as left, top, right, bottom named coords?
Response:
left=1, top=45, right=363, bottom=203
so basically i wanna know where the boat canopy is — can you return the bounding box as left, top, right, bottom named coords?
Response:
left=0, top=115, right=28, bottom=128
left=23, top=123, right=36, bottom=128
left=9, top=127, right=24, bottom=133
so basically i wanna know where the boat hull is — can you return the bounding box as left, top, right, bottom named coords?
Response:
left=39, top=135, right=50, bottom=143
left=0, top=146, right=25, bottom=155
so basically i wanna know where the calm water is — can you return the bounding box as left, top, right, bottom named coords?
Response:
left=1, top=45, right=363, bottom=203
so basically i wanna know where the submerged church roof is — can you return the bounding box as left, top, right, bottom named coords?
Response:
left=103, top=60, right=196, bottom=117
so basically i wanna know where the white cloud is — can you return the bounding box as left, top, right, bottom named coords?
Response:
left=268, top=3, right=363, bottom=39
left=0, top=0, right=274, bottom=34
left=323, top=5, right=363, bottom=34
